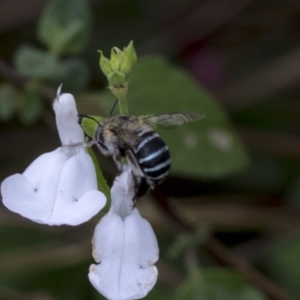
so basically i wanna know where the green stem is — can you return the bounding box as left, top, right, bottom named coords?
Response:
left=87, top=148, right=111, bottom=208
left=117, top=94, right=128, bottom=165
left=117, top=93, right=128, bottom=114
left=185, top=248, right=203, bottom=284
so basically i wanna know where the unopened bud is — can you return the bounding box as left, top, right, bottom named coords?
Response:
left=98, top=51, right=112, bottom=76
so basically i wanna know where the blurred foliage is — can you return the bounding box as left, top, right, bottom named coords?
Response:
left=1, top=0, right=300, bottom=299
left=175, top=269, right=266, bottom=300
left=128, top=56, right=248, bottom=177
left=0, top=84, right=16, bottom=122
left=38, top=0, right=91, bottom=55
left=262, top=235, right=300, bottom=298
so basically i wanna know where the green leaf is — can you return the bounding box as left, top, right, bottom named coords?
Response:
left=38, top=0, right=91, bottom=55
left=18, top=89, right=43, bottom=125
left=0, top=84, right=17, bottom=121
left=80, top=115, right=104, bottom=138
left=87, top=148, right=111, bottom=205
left=128, top=56, right=248, bottom=178
left=14, top=45, right=66, bottom=81
left=263, top=235, right=300, bottom=298
left=145, top=284, right=175, bottom=300
left=286, top=173, right=300, bottom=210
left=14, top=46, right=89, bottom=91
left=61, top=58, right=90, bottom=91
left=176, top=268, right=266, bottom=300
left=233, top=94, right=300, bottom=135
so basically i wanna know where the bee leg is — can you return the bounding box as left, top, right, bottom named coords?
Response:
left=129, top=177, right=150, bottom=210
left=125, top=149, right=143, bottom=176
left=135, top=177, right=150, bottom=198
left=130, top=196, right=137, bottom=210
left=112, top=152, right=123, bottom=175
left=149, top=180, right=157, bottom=190
left=115, top=161, right=123, bottom=175
left=124, top=149, right=149, bottom=206
left=131, top=174, right=139, bottom=209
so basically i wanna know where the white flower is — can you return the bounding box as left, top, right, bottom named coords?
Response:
left=89, top=165, right=159, bottom=300
left=1, top=90, right=106, bottom=225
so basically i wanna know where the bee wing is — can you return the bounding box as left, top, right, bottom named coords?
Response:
left=140, top=112, right=204, bottom=128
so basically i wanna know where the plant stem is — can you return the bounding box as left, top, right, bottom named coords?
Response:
left=185, top=248, right=203, bottom=284
left=117, top=94, right=129, bottom=114
left=87, top=147, right=111, bottom=207
left=117, top=93, right=129, bottom=166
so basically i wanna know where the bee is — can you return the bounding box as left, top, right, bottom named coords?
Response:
left=80, top=111, right=204, bottom=202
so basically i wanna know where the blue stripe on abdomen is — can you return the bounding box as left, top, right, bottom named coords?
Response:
left=139, top=146, right=168, bottom=163
left=136, top=131, right=171, bottom=181
left=135, top=132, right=159, bottom=152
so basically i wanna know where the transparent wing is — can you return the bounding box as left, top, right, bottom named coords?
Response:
left=140, top=112, right=204, bottom=128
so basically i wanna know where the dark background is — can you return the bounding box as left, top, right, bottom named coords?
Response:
left=1, top=1, right=300, bottom=299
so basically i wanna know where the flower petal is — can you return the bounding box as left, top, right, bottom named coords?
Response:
left=89, top=212, right=125, bottom=299
left=1, top=174, right=49, bottom=224
left=53, top=93, right=84, bottom=147
left=89, top=209, right=159, bottom=300
left=1, top=148, right=68, bottom=223
left=1, top=148, right=106, bottom=225
left=49, top=150, right=106, bottom=225
left=110, top=164, right=135, bottom=218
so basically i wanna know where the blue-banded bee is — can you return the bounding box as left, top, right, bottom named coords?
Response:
left=80, top=112, right=204, bottom=202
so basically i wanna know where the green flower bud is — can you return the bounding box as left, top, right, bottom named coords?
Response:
left=120, top=41, right=137, bottom=76
left=108, top=71, right=128, bottom=98
left=108, top=71, right=126, bottom=86
left=98, top=51, right=112, bottom=76
left=110, top=48, right=120, bottom=71
left=119, top=50, right=131, bottom=77
left=113, top=47, right=122, bottom=55
left=124, top=41, right=137, bottom=64
left=98, top=41, right=137, bottom=110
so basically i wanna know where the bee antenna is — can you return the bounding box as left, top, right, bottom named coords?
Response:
left=109, top=98, right=119, bottom=116
left=77, top=114, right=100, bottom=125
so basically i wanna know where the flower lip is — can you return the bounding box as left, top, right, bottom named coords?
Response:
left=110, top=165, right=135, bottom=219
left=1, top=87, right=107, bottom=226
left=89, top=164, right=159, bottom=300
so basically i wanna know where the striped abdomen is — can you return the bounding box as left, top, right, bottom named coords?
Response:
left=135, top=131, right=171, bottom=184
